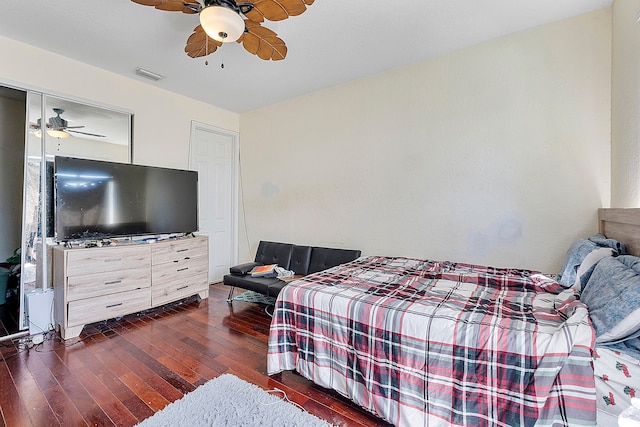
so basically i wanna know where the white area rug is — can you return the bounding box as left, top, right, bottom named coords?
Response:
left=136, top=373, right=332, bottom=427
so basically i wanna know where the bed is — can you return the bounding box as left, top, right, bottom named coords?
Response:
left=267, top=208, right=640, bottom=426
left=592, top=209, right=640, bottom=426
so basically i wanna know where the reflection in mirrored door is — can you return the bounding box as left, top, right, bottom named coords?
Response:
left=1, top=88, right=132, bottom=340
left=42, top=96, right=131, bottom=162
left=0, top=86, right=27, bottom=338
left=20, top=92, right=45, bottom=333
left=17, top=93, right=132, bottom=336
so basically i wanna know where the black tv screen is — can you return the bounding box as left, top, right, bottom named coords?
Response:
left=54, top=156, right=198, bottom=241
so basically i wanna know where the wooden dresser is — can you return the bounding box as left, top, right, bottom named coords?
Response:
left=53, top=235, right=209, bottom=340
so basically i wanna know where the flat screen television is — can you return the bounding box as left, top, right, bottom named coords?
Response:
left=54, top=156, right=198, bottom=241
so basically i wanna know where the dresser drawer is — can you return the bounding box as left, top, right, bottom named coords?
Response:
left=67, top=287, right=151, bottom=327
left=151, top=255, right=208, bottom=306
left=152, top=276, right=208, bottom=307
left=151, top=237, right=208, bottom=265
left=152, top=255, right=208, bottom=282
left=66, top=246, right=151, bottom=277
left=66, top=267, right=151, bottom=302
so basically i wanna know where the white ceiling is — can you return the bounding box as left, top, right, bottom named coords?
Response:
left=0, top=0, right=612, bottom=114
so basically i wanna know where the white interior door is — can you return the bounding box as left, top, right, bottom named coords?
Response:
left=189, top=122, right=238, bottom=282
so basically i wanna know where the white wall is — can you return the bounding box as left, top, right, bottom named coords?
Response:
left=611, top=0, right=640, bottom=207
left=45, top=137, right=128, bottom=162
left=239, top=10, right=611, bottom=273
left=0, top=35, right=239, bottom=169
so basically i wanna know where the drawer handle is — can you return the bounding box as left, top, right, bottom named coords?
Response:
left=104, top=280, right=122, bottom=285
left=177, top=285, right=188, bottom=291
left=104, top=258, right=122, bottom=263
left=177, top=249, right=188, bottom=253
left=106, top=303, right=123, bottom=309
left=177, top=267, right=189, bottom=272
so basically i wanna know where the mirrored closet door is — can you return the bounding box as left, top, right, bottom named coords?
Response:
left=0, top=86, right=27, bottom=338
left=0, top=86, right=132, bottom=339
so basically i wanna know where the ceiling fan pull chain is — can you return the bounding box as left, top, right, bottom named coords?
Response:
left=205, top=35, right=209, bottom=66
left=221, top=44, right=225, bottom=69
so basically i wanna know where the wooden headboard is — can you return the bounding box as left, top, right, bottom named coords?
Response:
left=598, top=208, right=640, bottom=257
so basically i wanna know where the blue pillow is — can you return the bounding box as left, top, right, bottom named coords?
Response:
left=557, top=235, right=623, bottom=288
left=581, top=255, right=640, bottom=343
left=588, top=233, right=627, bottom=254
left=573, top=247, right=614, bottom=291
left=558, top=239, right=600, bottom=287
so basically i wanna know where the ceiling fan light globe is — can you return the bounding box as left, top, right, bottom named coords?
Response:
left=47, top=129, right=71, bottom=139
left=200, top=6, right=244, bottom=43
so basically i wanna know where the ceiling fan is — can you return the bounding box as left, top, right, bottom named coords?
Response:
left=131, top=0, right=315, bottom=61
left=30, top=108, right=106, bottom=139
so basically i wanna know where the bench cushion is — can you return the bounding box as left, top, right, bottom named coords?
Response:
left=309, top=247, right=362, bottom=274
left=255, top=241, right=293, bottom=269
left=224, top=274, right=281, bottom=294
left=229, top=262, right=261, bottom=276
left=290, top=245, right=312, bottom=275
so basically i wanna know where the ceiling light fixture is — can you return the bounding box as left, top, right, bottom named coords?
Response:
left=199, top=4, right=245, bottom=43
left=47, top=129, right=71, bottom=139
left=33, top=128, right=71, bottom=139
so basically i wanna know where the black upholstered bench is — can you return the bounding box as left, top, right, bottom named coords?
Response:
left=223, top=241, right=361, bottom=301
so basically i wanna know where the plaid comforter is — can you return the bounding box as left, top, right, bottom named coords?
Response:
left=267, top=256, right=596, bottom=427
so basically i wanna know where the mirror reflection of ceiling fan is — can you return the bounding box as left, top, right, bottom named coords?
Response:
left=131, top=0, right=315, bottom=61
left=30, top=108, right=106, bottom=139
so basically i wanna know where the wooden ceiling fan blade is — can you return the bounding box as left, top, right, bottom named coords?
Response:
left=185, top=25, right=222, bottom=58
left=256, top=36, right=287, bottom=60
left=130, top=0, right=200, bottom=14
left=240, top=21, right=287, bottom=60
left=131, top=0, right=161, bottom=6
left=131, top=0, right=162, bottom=6
left=243, top=0, right=314, bottom=23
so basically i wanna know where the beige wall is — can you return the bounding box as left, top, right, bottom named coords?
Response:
left=0, top=35, right=239, bottom=169
left=611, top=0, right=640, bottom=207
left=0, top=9, right=615, bottom=274
left=239, top=10, right=612, bottom=273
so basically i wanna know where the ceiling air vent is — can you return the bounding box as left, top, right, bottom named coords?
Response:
left=135, top=67, right=164, bottom=81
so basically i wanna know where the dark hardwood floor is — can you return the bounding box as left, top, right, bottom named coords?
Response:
left=0, top=301, right=19, bottom=337
left=0, top=283, right=392, bottom=426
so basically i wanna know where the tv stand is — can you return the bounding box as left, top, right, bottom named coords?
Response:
left=52, top=235, right=209, bottom=340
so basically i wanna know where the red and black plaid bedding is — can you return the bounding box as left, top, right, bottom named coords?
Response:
left=267, top=256, right=596, bottom=426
